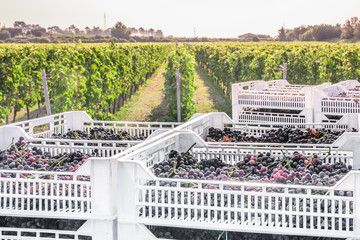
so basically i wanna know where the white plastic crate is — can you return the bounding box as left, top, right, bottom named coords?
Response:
left=177, top=112, right=359, bottom=138
left=175, top=112, right=360, bottom=158
left=231, top=80, right=331, bottom=123
left=231, top=80, right=316, bottom=123
left=117, top=131, right=358, bottom=239
left=235, top=110, right=310, bottom=124
left=0, top=125, right=141, bottom=158
left=0, top=127, right=116, bottom=220
left=0, top=227, right=89, bottom=240
left=0, top=219, right=115, bottom=240
left=7, top=111, right=180, bottom=139
left=314, top=80, right=360, bottom=122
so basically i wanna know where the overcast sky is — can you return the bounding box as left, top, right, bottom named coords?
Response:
left=1, top=0, right=359, bottom=38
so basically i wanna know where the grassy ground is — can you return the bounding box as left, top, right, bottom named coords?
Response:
left=1, top=104, right=47, bottom=126
left=111, top=66, right=168, bottom=122
left=193, top=65, right=232, bottom=116
left=112, top=64, right=231, bottom=122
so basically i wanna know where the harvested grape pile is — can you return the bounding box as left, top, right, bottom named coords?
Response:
left=149, top=226, right=343, bottom=240
left=0, top=216, right=85, bottom=230
left=52, top=127, right=146, bottom=141
left=143, top=150, right=353, bottom=231
left=0, top=217, right=91, bottom=239
left=153, top=150, right=351, bottom=187
left=0, top=137, right=91, bottom=212
left=0, top=137, right=92, bottom=172
left=331, top=91, right=360, bottom=98
left=206, top=127, right=354, bottom=144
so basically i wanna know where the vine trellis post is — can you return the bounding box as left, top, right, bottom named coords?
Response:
left=176, top=68, right=181, bottom=122
left=41, top=70, right=52, bottom=116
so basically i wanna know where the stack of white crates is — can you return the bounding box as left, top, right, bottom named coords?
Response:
left=0, top=112, right=181, bottom=240
left=116, top=131, right=360, bottom=239
left=0, top=126, right=118, bottom=240
left=231, top=80, right=330, bottom=124
left=314, top=80, right=360, bottom=123
left=3, top=107, right=360, bottom=239
left=232, top=79, right=360, bottom=125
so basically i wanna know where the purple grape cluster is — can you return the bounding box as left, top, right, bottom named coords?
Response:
left=0, top=137, right=91, bottom=212
left=142, top=150, right=354, bottom=232
left=153, top=150, right=351, bottom=187
left=0, top=137, right=93, bottom=173
left=0, top=217, right=91, bottom=239
left=206, top=127, right=355, bottom=144
left=52, top=127, right=146, bottom=141
left=149, top=225, right=342, bottom=240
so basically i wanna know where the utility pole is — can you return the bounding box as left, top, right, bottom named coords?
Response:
left=104, top=13, right=107, bottom=30
left=194, top=27, right=196, bottom=38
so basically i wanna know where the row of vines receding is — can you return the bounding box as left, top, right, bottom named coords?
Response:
left=0, top=43, right=173, bottom=123
left=188, top=42, right=360, bottom=97
left=163, top=46, right=196, bottom=122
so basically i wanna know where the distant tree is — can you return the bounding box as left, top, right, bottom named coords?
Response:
left=138, top=27, right=145, bottom=36
left=66, top=25, right=78, bottom=34
left=3, top=28, right=22, bottom=37
left=85, top=26, right=91, bottom=34
left=286, top=30, right=297, bottom=41
left=31, top=28, right=46, bottom=37
left=130, top=27, right=138, bottom=36
left=74, top=27, right=82, bottom=34
left=148, top=28, right=155, bottom=37
left=354, top=24, right=360, bottom=39
left=312, top=24, right=341, bottom=41
left=299, top=29, right=315, bottom=41
left=252, top=36, right=260, bottom=42
left=0, top=30, right=11, bottom=40
left=48, top=26, right=64, bottom=34
left=341, top=19, right=354, bottom=39
left=103, top=28, right=111, bottom=35
left=350, top=17, right=359, bottom=28
left=155, top=30, right=163, bottom=37
left=111, top=21, right=130, bottom=39
left=91, top=26, right=103, bottom=35
left=277, top=26, right=287, bottom=41
left=293, top=26, right=309, bottom=40
left=14, top=21, right=26, bottom=29
left=341, top=17, right=359, bottom=39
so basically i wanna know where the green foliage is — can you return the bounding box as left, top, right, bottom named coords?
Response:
left=111, top=22, right=131, bottom=39
left=189, top=42, right=360, bottom=97
left=0, top=43, right=173, bottom=122
left=341, top=17, right=360, bottom=39
left=299, top=30, right=315, bottom=41
left=0, top=31, right=11, bottom=40
left=311, top=24, right=341, bottom=41
left=163, top=47, right=196, bottom=122
left=31, top=28, right=46, bottom=37
left=278, top=27, right=287, bottom=41
left=3, top=28, right=23, bottom=38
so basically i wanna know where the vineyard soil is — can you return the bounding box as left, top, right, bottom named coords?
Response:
left=111, top=65, right=168, bottom=122
left=112, top=64, right=232, bottom=122
left=193, top=65, right=231, bottom=116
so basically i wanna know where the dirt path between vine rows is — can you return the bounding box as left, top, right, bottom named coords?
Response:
left=193, top=65, right=232, bottom=117
left=113, top=65, right=232, bottom=122
left=112, top=66, right=168, bottom=122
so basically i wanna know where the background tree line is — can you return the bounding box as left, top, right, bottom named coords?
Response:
left=277, top=17, right=360, bottom=42
left=0, top=21, right=164, bottom=43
